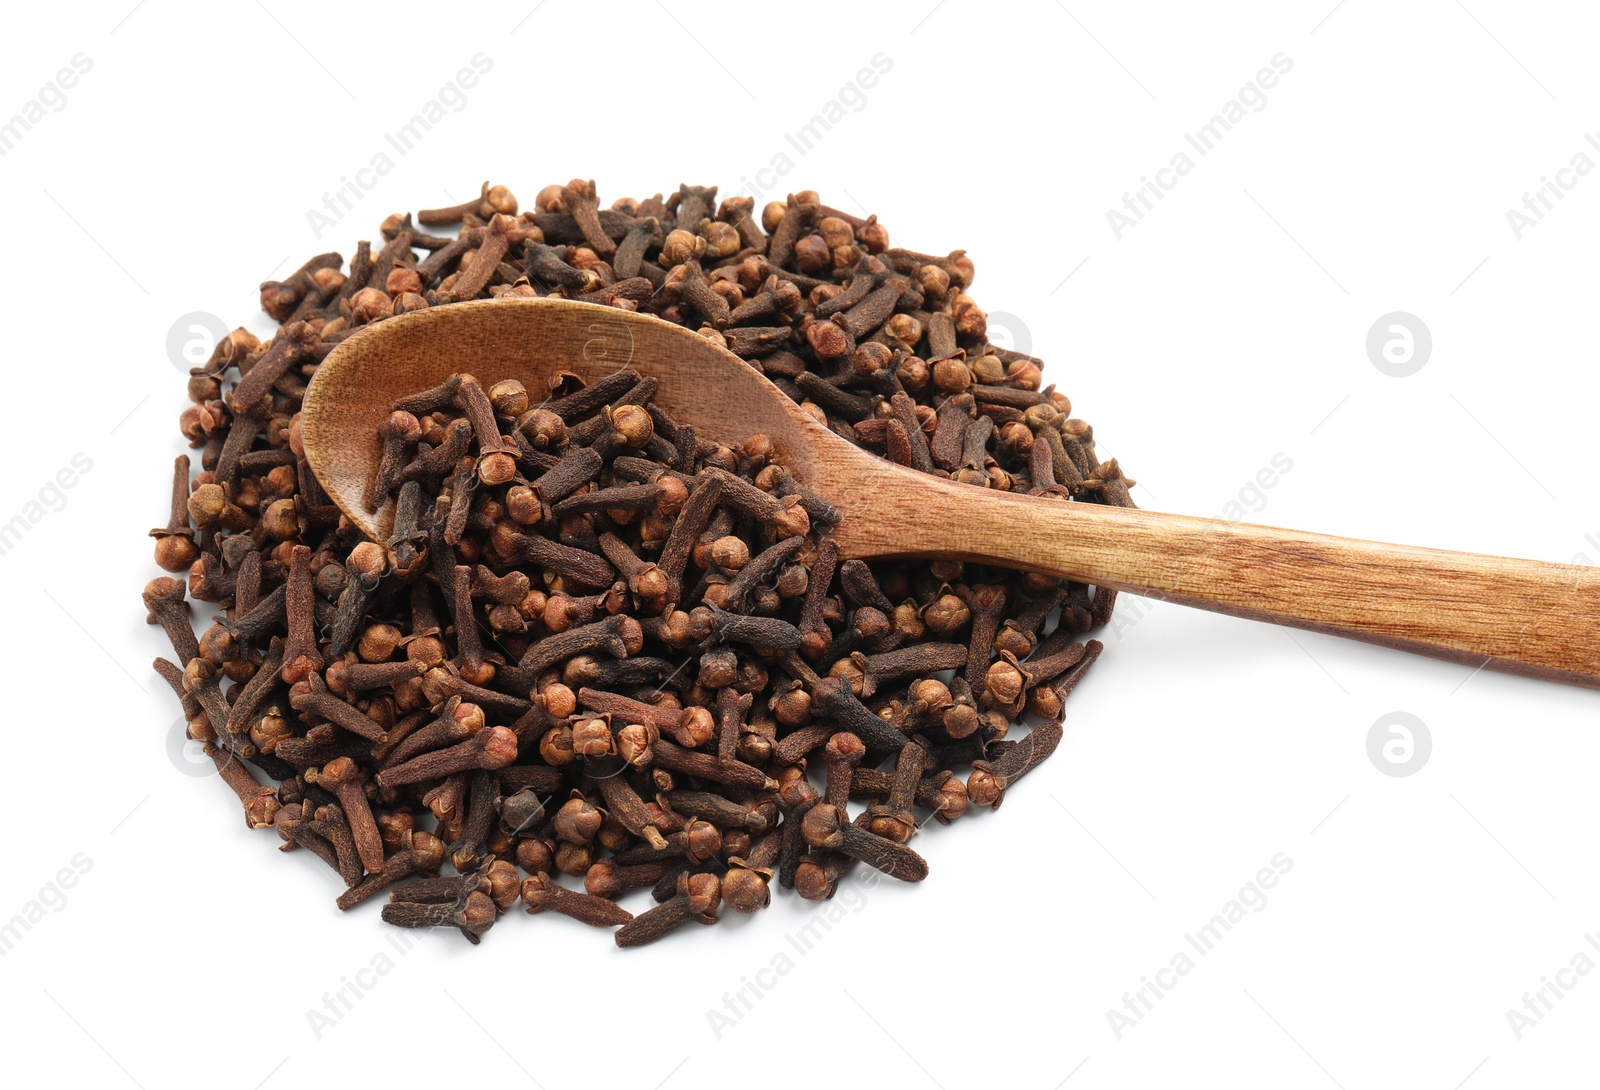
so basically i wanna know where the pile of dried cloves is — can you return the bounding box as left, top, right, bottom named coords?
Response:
left=147, top=180, right=1130, bottom=946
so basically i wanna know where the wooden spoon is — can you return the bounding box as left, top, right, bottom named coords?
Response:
left=301, top=297, right=1600, bottom=689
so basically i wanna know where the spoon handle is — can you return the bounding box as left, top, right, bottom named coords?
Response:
left=851, top=485, right=1600, bottom=688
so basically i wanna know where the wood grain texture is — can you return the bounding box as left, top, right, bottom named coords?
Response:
left=302, top=298, right=1600, bottom=689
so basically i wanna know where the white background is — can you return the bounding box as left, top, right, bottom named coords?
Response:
left=1, top=1, right=1597, bottom=1086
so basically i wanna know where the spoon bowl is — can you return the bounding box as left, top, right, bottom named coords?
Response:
left=303, top=297, right=1600, bottom=689
left=302, top=297, right=887, bottom=548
